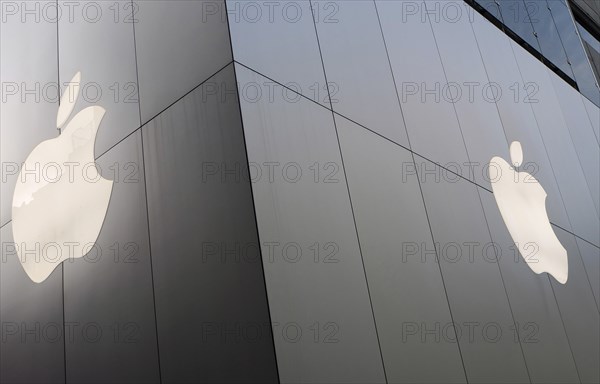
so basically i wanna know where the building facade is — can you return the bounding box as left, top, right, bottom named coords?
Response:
left=1, top=0, right=599, bottom=383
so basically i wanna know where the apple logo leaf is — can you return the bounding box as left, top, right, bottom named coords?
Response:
left=56, top=71, right=81, bottom=129
left=509, top=141, right=523, bottom=168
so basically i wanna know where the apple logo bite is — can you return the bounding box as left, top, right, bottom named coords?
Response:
left=12, top=72, right=113, bottom=283
left=489, top=141, right=568, bottom=284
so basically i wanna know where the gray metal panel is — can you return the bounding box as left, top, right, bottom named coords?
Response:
left=582, top=95, right=600, bottom=142
left=336, top=115, right=465, bottom=383
left=375, top=0, right=471, bottom=170
left=427, top=1, right=510, bottom=189
left=226, top=0, right=329, bottom=107
left=313, top=0, right=409, bottom=147
left=142, top=64, right=278, bottom=383
left=0, top=0, right=58, bottom=226
left=134, top=0, right=232, bottom=124
left=63, top=131, right=159, bottom=383
left=575, top=238, right=600, bottom=309
left=549, top=71, right=600, bottom=214
left=471, top=11, right=573, bottom=232
left=479, top=189, right=580, bottom=383
left=552, top=227, right=600, bottom=384
left=415, top=154, right=530, bottom=384
left=236, top=63, right=385, bottom=383
left=511, top=40, right=600, bottom=247
left=0, top=224, right=65, bottom=383
left=58, top=0, right=140, bottom=156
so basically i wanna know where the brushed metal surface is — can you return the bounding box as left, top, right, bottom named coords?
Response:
left=236, top=63, right=386, bottom=383
left=143, top=64, right=278, bottom=383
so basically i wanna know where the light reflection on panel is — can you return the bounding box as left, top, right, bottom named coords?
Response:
left=0, top=224, right=65, bottom=383
left=527, top=0, right=574, bottom=79
left=336, top=115, right=465, bottom=383
left=479, top=189, right=579, bottom=383
left=549, top=0, right=600, bottom=109
left=236, top=64, right=386, bottom=383
left=511, top=40, right=600, bottom=247
left=427, top=1, right=510, bottom=190
left=134, top=0, right=232, bottom=123
left=0, top=0, right=58, bottom=226
left=496, top=0, right=541, bottom=52
left=376, top=0, right=470, bottom=171
left=553, top=227, right=600, bottom=384
left=415, top=155, right=529, bottom=383
left=549, top=71, right=600, bottom=214
left=313, top=0, right=409, bottom=147
left=473, top=0, right=502, bottom=19
left=58, top=0, right=140, bottom=156
left=226, top=0, right=329, bottom=107
left=143, top=64, right=278, bottom=383
left=63, top=131, right=159, bottom=383
left=471, top=11, right=573, bottom=232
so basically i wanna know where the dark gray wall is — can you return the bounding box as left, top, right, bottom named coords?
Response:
left=1, top=1, right=276, bottom=383
left=142, top=64, right=277, bottom=383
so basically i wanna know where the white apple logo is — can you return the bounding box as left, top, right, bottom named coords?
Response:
left=12, top=72, right=113, bottom=283
left=489, top=141, right=568, bottom=284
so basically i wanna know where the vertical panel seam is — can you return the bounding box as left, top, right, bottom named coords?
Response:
left=131, top=1, right=163, bottom=381
left=425, top=2, right=532, bottom=381
left=225, top=1, right=281, bottom=381
left=467, top=6, right=583, bottom=381
left=309, top=1, right=389, bottom=382
left=373, top=1, right=470, bottom=381
left=56, top=1, right=67, bottom=380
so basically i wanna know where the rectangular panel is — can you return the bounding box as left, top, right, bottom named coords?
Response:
left=313, top=0, right=409, bottom=147
left=582, top=95, right=600, bottom=142
left=134, top=0, right=232, bottom=123
left=1, top=0, right=58, bottom=226
left=552, top=227, right=600, bottom=384
left=336, top=115, right=465, bottom=383
left=58, top=0, right=140, bottom=156
left=63, top=131, right=159, bottom=383
left=236, top=63, right=386, bottom=383
left=227, top=0, right=329, bottom=107
left=416, top=155, right=530, bottom=383
left=479, top=189, right=579, bottom=383
left=471, top=11, right=573, bottom=233
left=428, top=1, right=511, bottom=189
left=143, top=64, right=278, bottom=383
left=1, top=224, right=65, bottom=383
left=376, top=0, right=471, bottom=170
left=549, top=70, right=600, bottom=213
left=575, top=238, right=600, bottom=309
left=512, top=40, right=600, bottom=247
